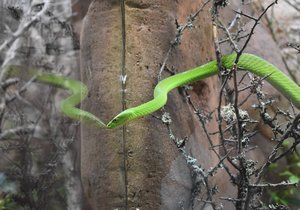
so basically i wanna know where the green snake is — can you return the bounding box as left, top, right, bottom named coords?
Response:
left=5, top=53, right=300, bottom=128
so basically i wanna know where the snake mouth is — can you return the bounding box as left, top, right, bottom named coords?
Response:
left=107, top=109, right=134, bottom=128
left=107, top=117, right=119, bottom=129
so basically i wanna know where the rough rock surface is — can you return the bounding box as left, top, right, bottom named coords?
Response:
left=80, top=0, right=218, bottom=209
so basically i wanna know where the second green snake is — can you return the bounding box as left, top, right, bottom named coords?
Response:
left=7, top=53, right=300, bottom=128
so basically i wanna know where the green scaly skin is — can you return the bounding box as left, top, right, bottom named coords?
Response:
left=6, top=53, right=300, bottom=129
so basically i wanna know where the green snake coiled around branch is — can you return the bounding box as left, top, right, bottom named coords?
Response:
left=5, top=53, right=300, bottom=128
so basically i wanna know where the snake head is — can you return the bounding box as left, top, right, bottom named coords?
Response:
left=107, top=110, right=133, bottom=129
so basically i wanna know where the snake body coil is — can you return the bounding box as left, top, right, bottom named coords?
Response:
left=7, top=53, right=300, bottom=128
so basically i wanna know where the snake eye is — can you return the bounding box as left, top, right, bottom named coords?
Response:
left=107, top=117, right=120, bottom=128
left=111, top=118, right=118, bottom=123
